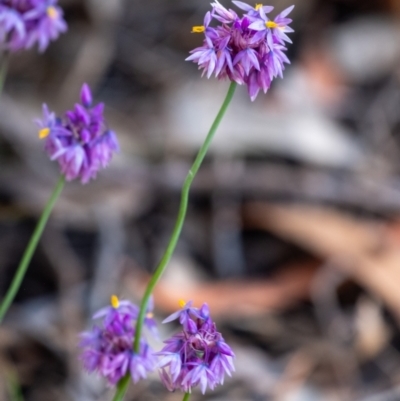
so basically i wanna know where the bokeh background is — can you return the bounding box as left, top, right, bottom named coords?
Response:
left=1, top=0, right=400, bottom=400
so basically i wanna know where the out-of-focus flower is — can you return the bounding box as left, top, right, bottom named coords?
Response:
left=0, top=0, right=67, bottom=52
left=186, top=0, right=294, bottom=101
left=79, top=296, right=157, bottom=386
left=35, top=83, right=119, bottom=184
left=158, top=300, right=235, bottom=394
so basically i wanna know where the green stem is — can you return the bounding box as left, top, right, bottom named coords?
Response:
left=0, top=175, right=65, bottom=323
left=134, top=82, right=237, bottom=351
left=112, top=374, right=130, bottom=401
left=111, top=82, right=236, bottom=401
left=6, top=371, right=24, bottom=401
left=0, top=52, right=9, bottom=96
left=182, top=393, right=191, bottom=401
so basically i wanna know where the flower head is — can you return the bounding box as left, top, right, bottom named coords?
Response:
left=35, top=83, right=119, bottom=184
left=79, top=295, right=157, bottom=386
left=158, top=300, right=235, bottom=394
left=0, top=0, right=67, bottom=52
left=186, top=1, right=294, bottom=100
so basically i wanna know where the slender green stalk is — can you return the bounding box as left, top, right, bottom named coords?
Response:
left=0, top=175, right=65, bottom=323
left=112, top=374, right=130, bottom=401
left=111, top=82, right=237, bottom=401
left=182, top=393, right=191, bottom=401
left=134, top=82, right=237, bottom=352
left=6, top=371, right=24, bottom=401
left=0, top=52, right=9, bottom=97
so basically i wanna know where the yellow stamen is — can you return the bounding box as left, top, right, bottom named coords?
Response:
left=47, top=6, right=58, bottom=19
left=266, top=21, right=279, bottom=29
left=146, top=312, right=154, bottom=319
left=38, top=127, right=50, bottom=139
left=179, top=299, right=186, bottom=308
left=255, top=3, right=262, bottom=10
left=111, top=295, right=119, bottom=309
left=191, top=25, right=205, bottom=33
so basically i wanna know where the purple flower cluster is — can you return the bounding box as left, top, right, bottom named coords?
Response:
left=158, top=300, right=235, bottom=394
left=0, top=0, right=67, bottom=52
left=79, top=296, right=158, bottom=386
left=36, top=83, right=119, bottom=184
left=186, top=1, right=294, bottom=101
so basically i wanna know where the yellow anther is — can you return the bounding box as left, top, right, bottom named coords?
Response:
left=179, top=299, right=186, bottom=308
left=191, top=25, right=205, bottom=33
left=38, top=127, right=50, bottom=139
left=266, top=21, right=279, bottom=29
left=255, top=3, right=262, bottom=10
left=47, top=6, right=58, bottom=19
left=146, top=312, right=154, bottom=319
left=111, top=295, right=120, bottom=309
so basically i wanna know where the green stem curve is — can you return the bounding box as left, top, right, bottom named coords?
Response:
left=111, top=82, right=237, bottom=401
left=134, top=81, right=237, bottom=352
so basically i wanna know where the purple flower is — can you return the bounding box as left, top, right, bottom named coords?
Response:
left=0, top=7, right=25, bottom=48
left=0, top=0, right=67, bottom=52
left=186, top=0, right=294, bottom=101
left=79, top=295, right=157, bottom=386
left=143, top=296, right=160, bottom=339
left=248, top=5, right=294, bottom=47
left=186, top=36, right=218, bottom=79
left=245, top=68, right=264, bottom=101
left=80, top=82, right=92, bottom=107
left=130, top=343, right=158, bottom=383
left=158, top=300, right=235, bottom=394
left=233, top=47, right=260, bottom=75
left=163, top=300, right=200, bottom=333
left=92, top=295, right=139, bottom=332
left=232, top=1, right=273, bottom=17
left=182, top=363, right=216, bottom=394
left=211, top=0, right=237, bottom=24
left=35, top=83, right=119, bottom=184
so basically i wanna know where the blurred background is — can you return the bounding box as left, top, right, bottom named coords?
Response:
left=1, top=0, right=400, bottom=400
